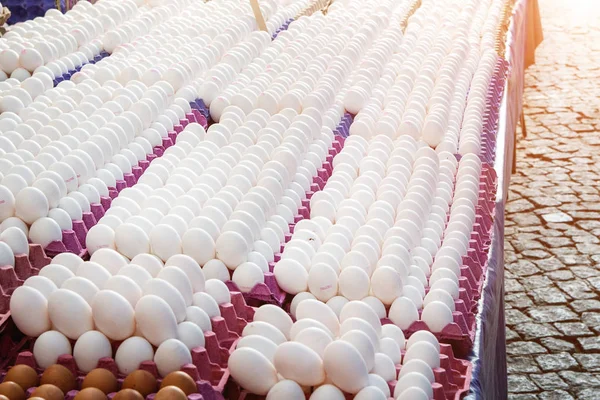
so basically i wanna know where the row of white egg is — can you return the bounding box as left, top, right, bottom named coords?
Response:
left=10, top=249, right=239, bottom=377
left=271, top=133, right=481, bottom=332
left=230, top=300, right=438, bottom=400
left=0, top=0, right=140, bottom=82
left=85, top=105, right=333, bottom=272
left=209, top=0, right=413, bottom=123
left=345, top=0, right=503, bottom=154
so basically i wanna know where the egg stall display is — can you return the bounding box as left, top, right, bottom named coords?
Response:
left=0, top=0, right=512, bottom=397
left=227, top=301, right=471, bottom=400
left=0, top=0, right=315, bottom=259
left=5, top=249, right=258, bottom=399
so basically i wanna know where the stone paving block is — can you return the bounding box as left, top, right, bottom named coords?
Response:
left=529, top=306, right=579, bottom=323
left=539, top=337, right=575, bottom=352
left=507, top=342, right=548, bottom=355
left=553, top=322, right=594, bottom=336
left=530, top=373, right=569, bottom=390
left=535, top=353, right=579, bottom=371
left=538, top=391, right=574, bottom=400
left=573, top=354, right=600, bottom=371
left=508, top=375, right=539, bottom=393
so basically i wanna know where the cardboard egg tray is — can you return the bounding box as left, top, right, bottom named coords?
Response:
left=0, top=244, right=52, bottom=326
left=52, top=51, right=111, bottom=87
left=0, top=291, right=254, bottom=400
left=225, top=342, right=471, bottom=400
left=271, top=18, right=294, bottom=40
left=43, top=106, right=209, bottom=259
left=334, top=112, right=354, bottom=138
left=224, top=134, right=346, bottom=308
left=478, top=57, right=510, bottom=165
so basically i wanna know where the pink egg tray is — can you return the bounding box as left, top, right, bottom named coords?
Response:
left=43, top=109, right=209, bottom=260
left=479, top=57, right=510, bottom=165
left=225, top=342, right=471, bottom=400
left=0, top=244, right=52, bottom=326
left=225, top=135, right=346, bottom=308
left=0, top=291, right=254, bottom=400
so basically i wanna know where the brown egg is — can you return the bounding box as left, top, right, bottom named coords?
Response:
left=81, top=368, right=119, bottom=395
left=112, top=389, right=145, bottom=400
left=40, top=364, right=77, bottom=394
left=155, top=386, right=187, bottom=400
left=4, top=364, right=40, bottom=390
left=0, top=381, right=25, bottom=400
left=122, top=370, right=158, bottom=397
left=30, top=384, right=65, bottom=400
left=160, top=371, right=196, bottom=395
left=74, top=387, right=107, bottom=400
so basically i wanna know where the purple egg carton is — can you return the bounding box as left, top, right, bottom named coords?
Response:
left=271, top=18, right=295, bottom=40
left=479, top=57, right=510, bottom=164
left=334, top=112, right=355, bottom=138
left=0, top=292, right=255, bottom=400
left=227, top=342, right=471, bottom=400
left=53, top=51, right=111, bottom=87
left=0, top=244, right=52, bottom=326
left=224, top=134, right=345, bottom=307
left=190, top=99, right=211, bottom=129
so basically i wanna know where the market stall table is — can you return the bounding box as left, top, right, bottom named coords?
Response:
left=467, top=0, right=543, bottom=398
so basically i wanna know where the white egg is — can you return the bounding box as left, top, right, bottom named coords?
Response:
left=309, top=384, right=345, bottom=400
left=73, top=330, right=112, bottom=373
left=130, top=253, right=164, bottom=277
left=274, top=341, right=325, bottom=386
left=202, top=259, right=230, bottom=282
left=10, top=285, right=51, bottom=336
left=158, top=266, right=194, bottom=306
left=296, top=299, right=340, bottom=337
left=115, top=336, right=155, bottom=375
left=14, top=186, right=49, bottom=224
left=177, top=321, right=205, bottom=350
left=389, top=296, right=419, bottom=330
left=39, top=264, right=75, bottom=287
left=254, top=304, right=294, bottom=339
left=192, top=291, right=221, bottom=318
left=135, top=294, right=178, bottom=346
left=323, top=340, right=369, bottom=394
left=341, top=330, right=376, bottom=371
left=23, top=276, right=57, bottom=299
left=143, top=278, right=187, bottom=322
left=185, top=306, right=212, bottom=333
left=165, top=254, right=206, bottom=293
left=33, top=330, right=72, bottom=369
left=274, top=258, right=308, bottom=295
left=181, top=228, right=216, bottom=266
left=228, top=347, right=278, bottom=395
left=48, top=288, right=94, bottom=340
left=266, top=380, right=305, bottom=400
left=154, top=338, right=192, bottom=377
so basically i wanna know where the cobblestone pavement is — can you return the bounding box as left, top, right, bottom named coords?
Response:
left=505, top=0, right=600, bottom=399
